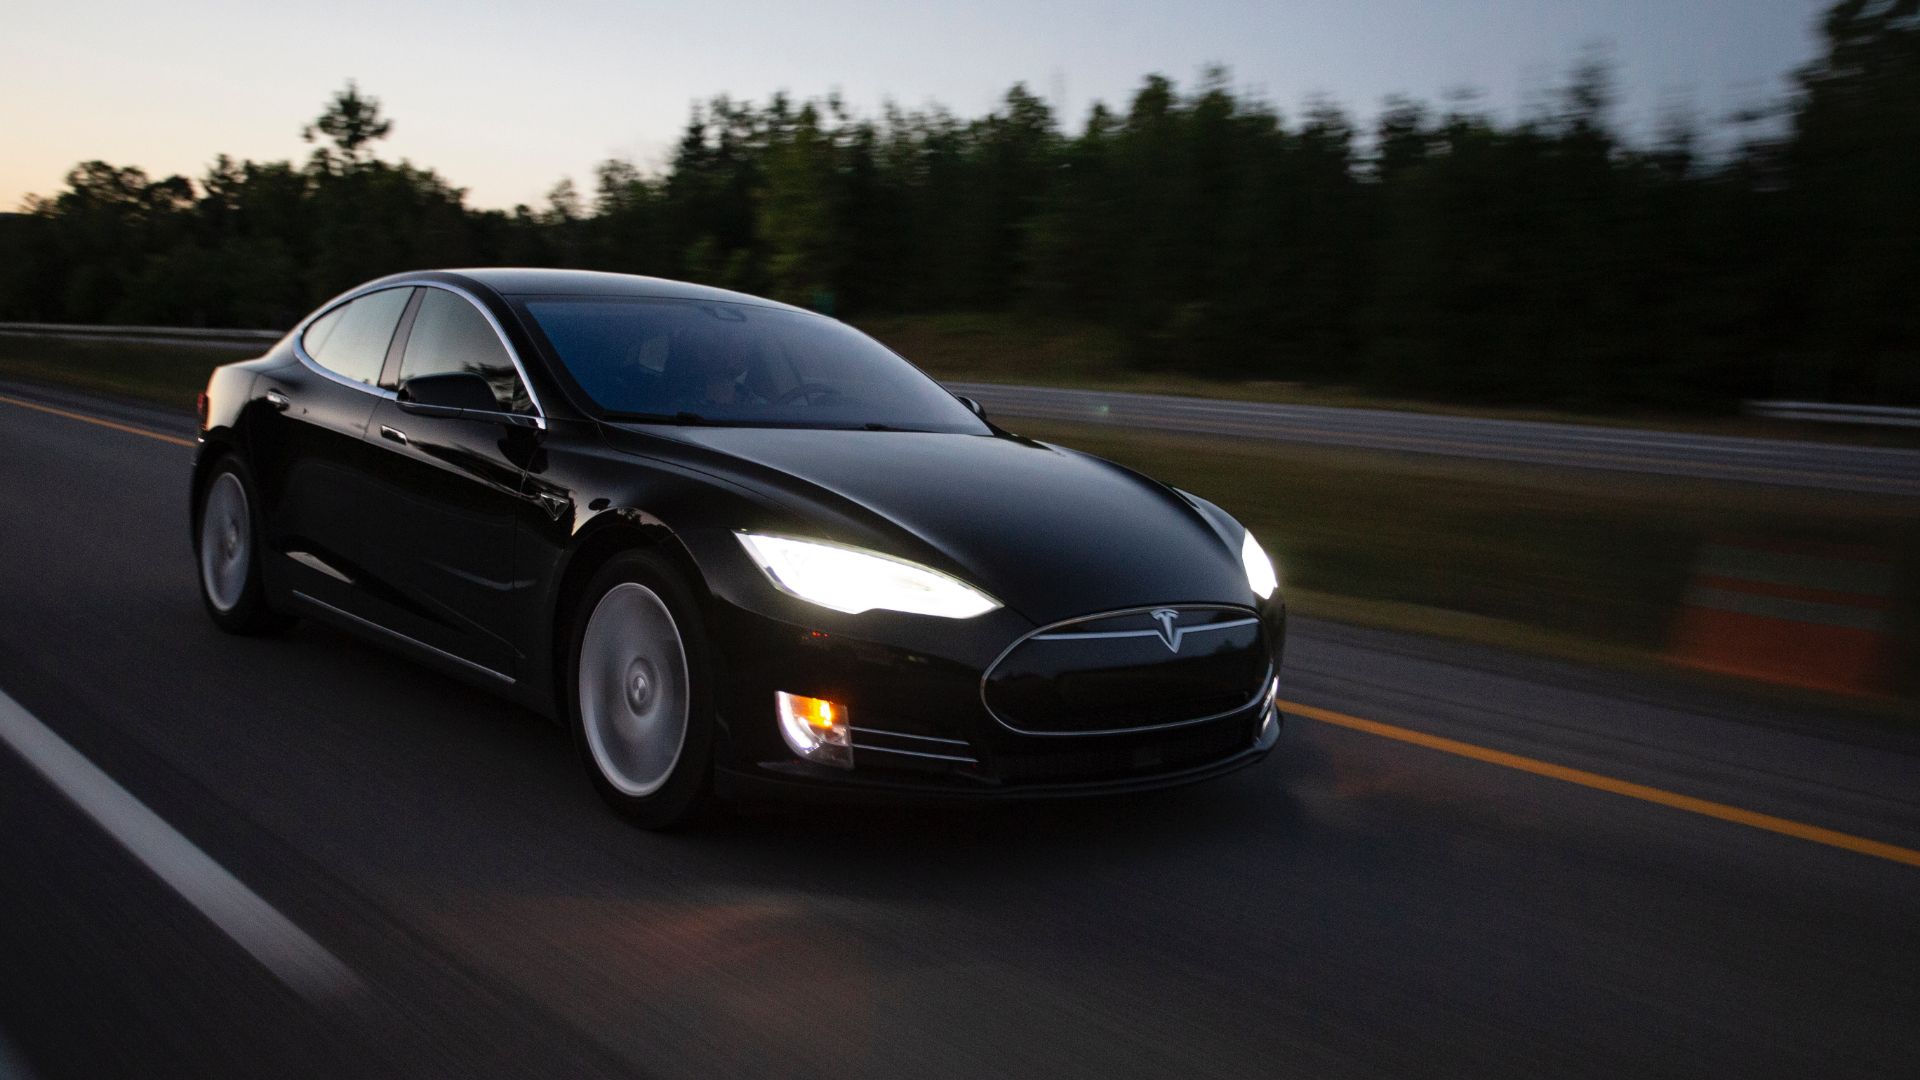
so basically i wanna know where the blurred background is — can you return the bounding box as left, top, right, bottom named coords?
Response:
left=3, top=5, right=1919, bottom=1079
left=0, top=0, right=1914, bottom=702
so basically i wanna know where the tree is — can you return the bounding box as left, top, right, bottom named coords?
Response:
left=303, top=81, right=394, bottom=171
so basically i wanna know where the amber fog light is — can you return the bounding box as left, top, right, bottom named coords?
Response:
left=775, top=692, right=853, bottom=769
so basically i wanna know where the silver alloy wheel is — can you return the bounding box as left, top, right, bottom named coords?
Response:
left=578, top=582, right=691, bottom=798
left=199, top=472, right=251, bottom=613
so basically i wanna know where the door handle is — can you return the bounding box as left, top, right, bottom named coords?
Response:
left=380, top=425, right=409, bottom=446
left=264, top=390, right=291, bottom=411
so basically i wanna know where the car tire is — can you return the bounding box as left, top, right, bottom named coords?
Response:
left=195, top=455, right=294, bottom=635
left=566, top=550, right=716, bottom=829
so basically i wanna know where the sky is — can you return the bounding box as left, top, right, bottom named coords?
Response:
left=0, top=0, right=1829, bottom=212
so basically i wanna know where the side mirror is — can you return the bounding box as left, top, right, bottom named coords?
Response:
left=397, top=372, right=537, bottom=428
left=398, top=372, right=500, bottom=414
left=956, top=395, right=985, bottom=419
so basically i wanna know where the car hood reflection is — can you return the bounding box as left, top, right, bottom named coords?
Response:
left=611, top=424, right=1252, bottom=623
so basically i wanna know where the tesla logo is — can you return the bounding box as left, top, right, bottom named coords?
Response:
left=1150, top=608, right=1185, bottom=653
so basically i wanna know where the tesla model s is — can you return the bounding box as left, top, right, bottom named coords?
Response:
left=190, top=269, right=1287, bottom=827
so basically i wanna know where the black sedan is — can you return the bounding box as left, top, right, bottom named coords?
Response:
left=190, top=269, right=1287, bottom=827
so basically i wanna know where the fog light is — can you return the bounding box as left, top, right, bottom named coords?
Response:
left=775, top=691, right=853, bottom=769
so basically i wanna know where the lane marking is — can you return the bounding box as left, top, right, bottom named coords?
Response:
left=0, top=393, right=194, bottom=448
left=0, top=686, right=363, bottom=1002
left=1281, top=697, right=1920, bottom=869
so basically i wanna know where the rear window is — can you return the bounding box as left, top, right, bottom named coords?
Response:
left=301, top=288, right=412, bottom=385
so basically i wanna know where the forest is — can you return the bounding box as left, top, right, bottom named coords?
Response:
left=1, top=0, right=1913, bottom=412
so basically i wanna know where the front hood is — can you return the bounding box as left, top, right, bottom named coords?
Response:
left=609, top=425, right=1254, bottom=624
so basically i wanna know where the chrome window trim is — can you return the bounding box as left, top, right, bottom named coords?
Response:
left=291, top=285, right=407, bottom=399
left=291, top=279, right=549, bottom=429
left=980, top=603, right=1270, bottom=737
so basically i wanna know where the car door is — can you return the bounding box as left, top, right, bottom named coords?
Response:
left=251, top=286, right=414, bottom=616
left=356, top=285, right=544, bottom=681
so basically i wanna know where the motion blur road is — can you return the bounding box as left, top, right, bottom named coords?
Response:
left=949, top=381, right=1920, bottom=496
left=2, top=380, right=1916, bottom=1079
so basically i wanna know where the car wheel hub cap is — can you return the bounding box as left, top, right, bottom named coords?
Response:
left=199, top=473, right=251, bottom=613
left=578, top=582, right=689, bottom=798
left=625, top=660, right=655, bottom=712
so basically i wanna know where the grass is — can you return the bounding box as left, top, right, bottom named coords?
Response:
left=4, top=329, right=1914, bottom=715
left=0, top=335, right=246, bottom=406
left=859, top=311, right=1920, bottom=447
left=1008, top=419, right=1920, bottom=716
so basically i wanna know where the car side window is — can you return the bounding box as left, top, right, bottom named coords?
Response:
left=302, top=288, right=412, bottom=386
left=398, top=289, right=532, bottom=413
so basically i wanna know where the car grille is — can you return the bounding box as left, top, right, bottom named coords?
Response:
left=983, top=605, right=1269, bottom=734
left=992, top=716, right=1254, bottom=783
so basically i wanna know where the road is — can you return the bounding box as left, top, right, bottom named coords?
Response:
left=1, top=380, right=1917, bottom=1079
left=948, top=381, right=1920, bottom=496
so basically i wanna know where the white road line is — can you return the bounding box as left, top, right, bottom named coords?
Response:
left=0, top=687, right=362, bottom=1004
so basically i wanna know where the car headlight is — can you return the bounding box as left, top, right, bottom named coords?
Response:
left=1241, top=529, right=1279, bottom=599
left=735, top=532, right=1001, bottom=618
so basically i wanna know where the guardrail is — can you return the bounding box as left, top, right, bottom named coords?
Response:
left=0, top=322, right=281, bottom=349
left=1744, top=400, right=1920, bottom=429
left=3, top=321, right=1917, bottom=493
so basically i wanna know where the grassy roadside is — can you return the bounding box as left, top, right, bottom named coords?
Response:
left=0, top=336, right=248, bottom=406
left=5, top=332, right=1914, bottom=717
left=1008, top=418, right=1920, bottom=718
left=860, top=312, right=1920, bottom=447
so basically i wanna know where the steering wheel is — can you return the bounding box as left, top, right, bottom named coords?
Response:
left=774, top=382, right=838, bottom=405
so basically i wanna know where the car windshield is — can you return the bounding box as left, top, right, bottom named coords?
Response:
left=519, top=296, right=988, bottom=433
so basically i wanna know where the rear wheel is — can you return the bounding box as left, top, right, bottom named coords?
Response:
left=196, top=457, right=292, bottom=635
left=567, top=551, right=716, bottom=829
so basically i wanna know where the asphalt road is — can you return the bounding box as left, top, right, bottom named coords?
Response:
left=948, top=381, right=1920, bottom=497
left=2, top=381, right=1917, bottom=1079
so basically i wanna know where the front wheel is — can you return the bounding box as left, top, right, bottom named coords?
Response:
left=567, top=552, right=716, bottom=829
left=196, top=456, right=292, bottom=635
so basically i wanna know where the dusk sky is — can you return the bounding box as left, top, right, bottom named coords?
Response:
left=3, top=0, right=1827, bottom=212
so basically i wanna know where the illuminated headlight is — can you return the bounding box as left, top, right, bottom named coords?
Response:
left=775, top=691, right=853, bottom=769
left=1241, top=530, right=1279, bottom=599
left=736, top=533, right=1000, bottom=618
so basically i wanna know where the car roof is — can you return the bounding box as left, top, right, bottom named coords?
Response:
left=419, top=268, right=815, bottom=314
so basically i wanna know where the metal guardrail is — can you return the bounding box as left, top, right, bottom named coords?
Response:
left=1744, top=400, right=1920, bottom=429
left=2, top=322, right=1916, bottom=493
left=0, top=322, right=281, bottom=349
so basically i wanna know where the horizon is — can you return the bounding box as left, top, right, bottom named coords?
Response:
left=3, top=0, right=1825, bottom=212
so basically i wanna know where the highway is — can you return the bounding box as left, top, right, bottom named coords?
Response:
left=948, top=381, right=1920, bottom=496
left=1, top=380, right=1916, bottom=1079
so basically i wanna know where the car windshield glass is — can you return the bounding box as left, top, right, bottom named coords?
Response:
left=520, top=297, right=987, bottom=432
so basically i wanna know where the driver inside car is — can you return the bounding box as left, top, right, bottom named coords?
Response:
left=696, top=322, right=762, bottom=406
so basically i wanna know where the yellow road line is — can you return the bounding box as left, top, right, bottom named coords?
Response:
left=1281, top=697, right=1920, bottom=869
left=0, top=393, right=194, bottom=448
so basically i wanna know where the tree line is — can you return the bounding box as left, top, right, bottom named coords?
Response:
left=1, top=0, right=1913, bottom=412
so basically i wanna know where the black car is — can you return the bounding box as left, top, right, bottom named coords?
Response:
left=191, top=269, right=1287, bottom=826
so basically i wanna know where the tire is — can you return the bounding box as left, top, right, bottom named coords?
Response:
left=195, top=455, right=293, bottom=635
left=566, top=550, right=716, bottom=829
